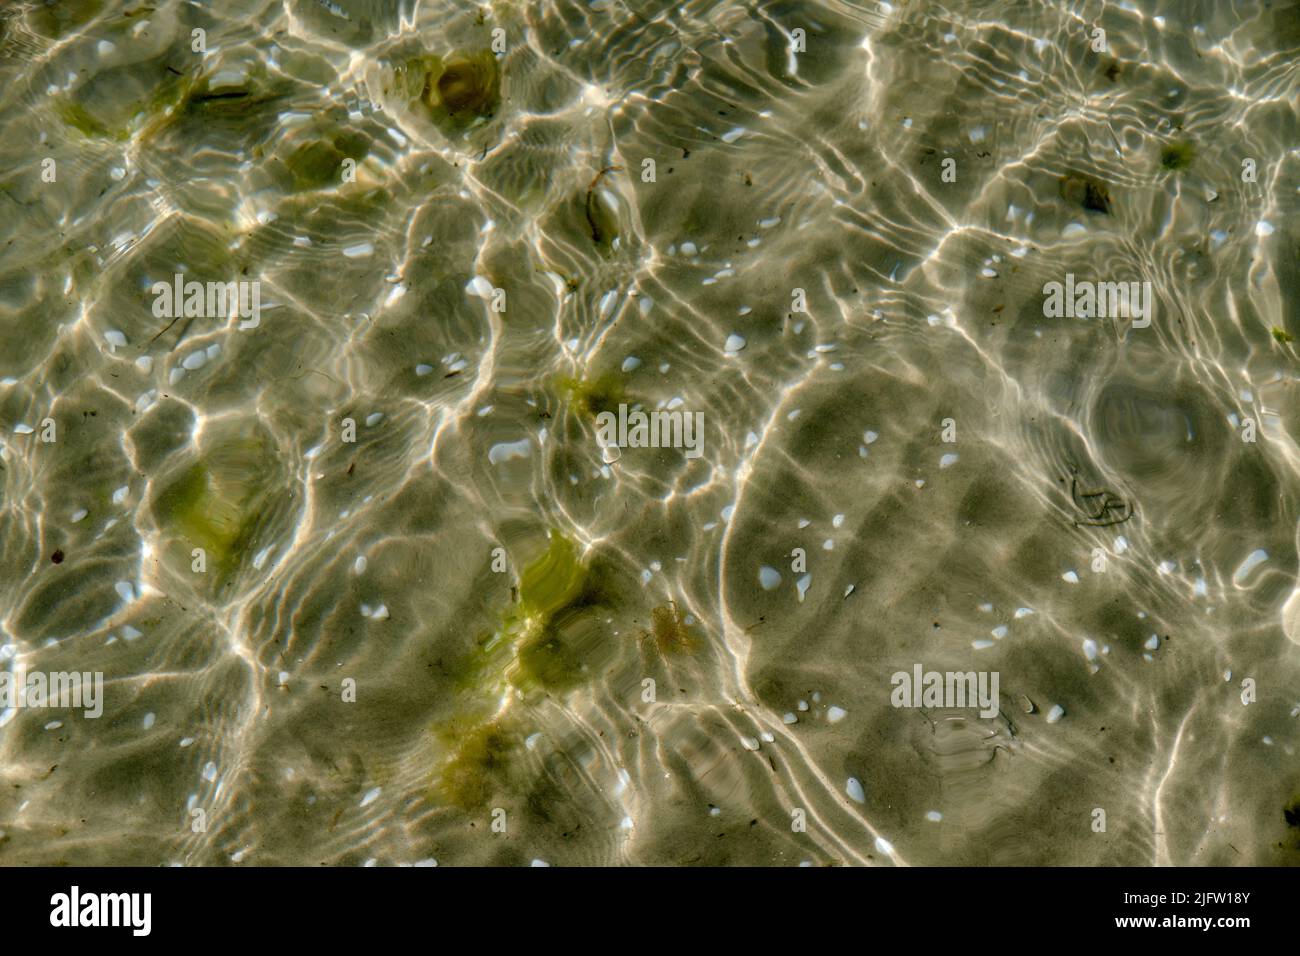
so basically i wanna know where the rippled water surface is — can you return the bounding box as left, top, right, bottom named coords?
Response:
left=1, top=0, right=1298, bottom=866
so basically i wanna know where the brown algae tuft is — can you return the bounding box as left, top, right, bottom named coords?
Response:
left=645, top=601, right=697, bottom=655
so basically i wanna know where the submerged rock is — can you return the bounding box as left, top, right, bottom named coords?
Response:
left=279, top=126, right=371, bottom=192
left=1059, top=172, right=1112, bottom=214
left=424, top=49, right=500, bottom=120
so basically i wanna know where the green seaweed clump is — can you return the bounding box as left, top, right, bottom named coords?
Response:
left=431, top=531, right=613, bottom=805
left=430, top=529, right=658, bottom=807
left=436, top=720, right=512, bottom=809
left=54, top=100, right=117, bottom=140
left=449, top=530, right=608, bottom=696
left=511, top=532, right=612, bottom=692
left=1059, top=173, right=1112, bottom=214
left=556, top=374, right=625, bottom=420
left=153, top=433, right=272, bottom=577
left=1159, top=140, right=1196, bottom=172
left=517, top=531, right=587, bottom=617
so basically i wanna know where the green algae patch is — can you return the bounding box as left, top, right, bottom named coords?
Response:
left=153, top=433, right=274, bottom=577
left=435, top=719, right=512, bottom=809
left=512, top=539, right=621, bottom=692
left=1159, top=140, right=1196, bottom=172
left=286, top=140, right=348, bottom=191
left=279, top=122, right=371, bottom=192
left=428, top=532, right=634, bottom=804
left=29, top=0, right=106, bottom=39
left=55, top=100, right=118, bottom=140
left=518, top=531, right=585, bottom=617
left=447, top=531, right=592, bottom=693
left=515, top=602, right=610, bottom=692
left=430, top=531, right=631, bottom=805
left=515, top=614, right=587, bottom=690
left=451, top=531, right=620, bottom=696
left=556, top=374, right=626, bottom=420
left=1271, top=327, right=1292, bottom=344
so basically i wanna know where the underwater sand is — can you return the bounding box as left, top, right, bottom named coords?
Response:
left=0, top=0, right=1298, bottom=865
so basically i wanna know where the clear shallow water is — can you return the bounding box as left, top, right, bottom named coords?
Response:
left=0, top=0, right=1298, bottom=866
